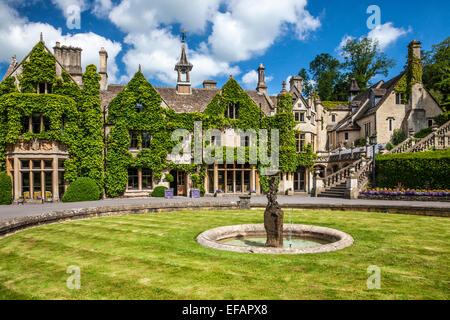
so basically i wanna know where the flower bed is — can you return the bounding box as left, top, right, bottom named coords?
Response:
left=359, top=188, right=450, bottom=202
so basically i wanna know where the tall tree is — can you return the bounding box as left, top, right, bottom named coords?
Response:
left=308, top=53, right=341, bottom=101
left=423, top=37, right=450, bottom=110
left=297, top=68, right=313, bottom=97
left=341, top=37, right=395, bottom=90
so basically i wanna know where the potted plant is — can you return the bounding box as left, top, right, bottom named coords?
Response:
left=190, top=173, right=201, bottom=198
left=164, top=173, right=174, bottom=198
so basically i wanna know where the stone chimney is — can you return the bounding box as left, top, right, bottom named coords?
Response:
left=407, top=40, right=426, bottom=133
left=256, top=63, right=268, bottom=94
left=203, top=80, right=217, bottom=89
left=348, top=78, right=360, bottom=102
left=99, top=47, right=108, bottom=91
left=53, top=42, right=83, bottom=85
left=289, top=76, right=303, bottom=93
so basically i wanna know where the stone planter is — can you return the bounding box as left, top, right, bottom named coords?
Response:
left=238, top=195, right=251, bottom=209
left=164, top=188, right=174, bottom=199
left=190, top=189, right=201, bottom=198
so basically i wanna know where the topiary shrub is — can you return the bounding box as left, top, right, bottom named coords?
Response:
left=151, top=186, right=168, bottom=197
left=164, top=173, right=174, bottom=183
left=0, top=172, right=12, bottom=205
left=62, top=177, right=101, bottom=203
left=385, top=142, right=394, bottom=151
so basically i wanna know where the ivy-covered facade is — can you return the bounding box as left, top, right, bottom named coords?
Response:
left=0, top=36, right=321, bottom=202
left=5, top=36, right=441, bottom=203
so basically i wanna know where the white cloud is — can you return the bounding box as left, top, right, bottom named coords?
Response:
left=92, top=0, right=113, bottom=18
left=109, top=0, right=222, bottom=34
left=208, top=0, right=320, bottom=62
left=337, top=22, right=410, bottom=53
left=108, top=0, right=320, bottom=86
left=0, top=2, right=122, bottom=82
left=242, top=70, right=258, bottom=88
left=368, top=22, right=411, bottom=50
left=122, top=28, right=239, bottom=87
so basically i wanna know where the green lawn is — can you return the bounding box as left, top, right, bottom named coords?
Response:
left=0, top=209, right=448, bottom=300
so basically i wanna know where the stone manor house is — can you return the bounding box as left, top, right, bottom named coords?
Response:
left=0, top=35, right=443, bottom=203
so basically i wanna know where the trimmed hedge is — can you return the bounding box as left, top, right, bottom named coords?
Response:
left=0, top=172, right=12, bottom=205
left=151, top=186, right=168, bottom=197
left=62, top=177, right=101, bottom=203
left=376, top=150, right=450, bottom=189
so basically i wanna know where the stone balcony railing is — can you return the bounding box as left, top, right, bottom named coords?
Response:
left=389, top=120, right=450, bottom=154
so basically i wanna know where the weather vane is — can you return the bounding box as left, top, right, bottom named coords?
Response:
left=181, top=30, right=186, bottom=42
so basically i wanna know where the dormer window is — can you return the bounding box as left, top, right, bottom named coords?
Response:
left=331, top=114, right=336, bottom=123
left=37, top=82, right=52, bottom=94
left=225, top=103, right=239, bottom=119
left=395, top=93, right=406, bottom=105
left=135, top=102, right=144, bottom=113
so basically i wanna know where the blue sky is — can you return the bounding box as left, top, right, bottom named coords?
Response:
left=0, top=0, right=448, bottom=95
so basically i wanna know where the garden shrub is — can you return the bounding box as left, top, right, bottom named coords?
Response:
left=376, top=150, right=450, bottom=189
left=433, top=112, right=449, bottom=127
left=414, top=128, right=433, bottom=139
left=385, top=142, right=394, bottom=151
left=392, top=129, right=407, bottom=145
left=0, top=171, right=12, bottom=205
left=62, top=177, right=101, bottom=203
left=151, top=186, right=168, bottom=197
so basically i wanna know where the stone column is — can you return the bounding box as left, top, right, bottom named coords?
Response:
left=250, top=166, right=256, bottom=193
left=312, top=169, right=323, bottom=197
left=256, top=171, right=261, bottom=194
left=345, top=166, right=358, bottom=199
left=213, top=163, right=218, bottom=193
left=13, top=158, right=20, bottom=202
left=138, top=169, right=142, bottom=191
left=52, top=156, right=59, bottom=202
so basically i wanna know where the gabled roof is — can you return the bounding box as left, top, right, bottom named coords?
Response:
left=2, top=40, right=78, bottom=85
left=100, top=84, right=275, bottom=115
left=355, top=72, right=406, bottom=120
left=2, top=56, right=18, bottom=81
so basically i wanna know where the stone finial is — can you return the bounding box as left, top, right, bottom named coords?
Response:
left=279, top=80, right=287, bottom=95
left=138, top=64, right=142, bottom=72
left=40, top=32, right=44, bottom=43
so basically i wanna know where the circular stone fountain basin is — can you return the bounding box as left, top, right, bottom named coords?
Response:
left=196, top=224, right=354, bottom=254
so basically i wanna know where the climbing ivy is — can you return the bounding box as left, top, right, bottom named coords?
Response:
left=0, top=41, right=105, bottom=190
left=0, top=77, right=18, bottom=96
left=19, top=42, right=57, bottom=93
left=394, top=44, right=424, bottom=103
